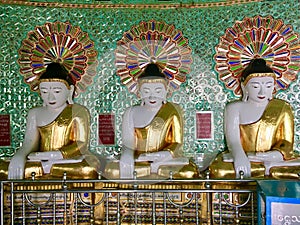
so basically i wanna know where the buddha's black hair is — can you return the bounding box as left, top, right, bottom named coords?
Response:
left=241, top=58, right=274, bottom=82
left=139, top=63, right=166, bottom=79
left=39, top=62, right=74, bottom=86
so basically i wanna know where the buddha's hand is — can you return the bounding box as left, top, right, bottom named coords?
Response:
left=27, top=151, right=63, bottom=161
left=8, top=153, right=26, bottom=179
left=137, top=151, right=173, bottom=163
left=233, top=152, right=251, bottom=178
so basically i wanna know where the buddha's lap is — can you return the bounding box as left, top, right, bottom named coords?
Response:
left=209, top=152, right=300, bottom=179
left=0, top=159, right=98, bottom=179
left=104, top=161, right=199, bottom=179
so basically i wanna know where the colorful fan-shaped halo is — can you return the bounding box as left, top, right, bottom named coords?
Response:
left=18, top=21, right=98, bottom=96
left=115, top=20, right=193, bottom=96
left=214, top=15, right=300, bottom=96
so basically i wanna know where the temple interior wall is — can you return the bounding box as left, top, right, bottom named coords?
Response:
left=0, top=0, right=299, bottom=162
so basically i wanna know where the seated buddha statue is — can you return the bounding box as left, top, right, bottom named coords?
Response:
left=0, top=62, right=99, bottom=180
left=105, top=64, right=198, bottom=179
left=209, top=58, right=300, bottom=179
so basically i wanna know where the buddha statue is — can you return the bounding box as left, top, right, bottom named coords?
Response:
left=0, top=62, right=99, bottom=180
left=105, top=64, right=198, bottom=179
left=209, top=58, right=300, bottom=179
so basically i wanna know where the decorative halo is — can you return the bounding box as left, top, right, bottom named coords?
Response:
left=214, top=15, right=300, bottom=96
left=18, top=21, right=98, bottom=96
left=115, top=20, right=193, bottom=96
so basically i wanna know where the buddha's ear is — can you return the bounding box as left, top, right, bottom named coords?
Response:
left=269, top=84, right=275, bottom=100
left=67, top=85, right=75, bottom=104
left=70, top=85, right=75, bottom=94
left=137, top=89, right=141, bottom=98
left=241, top=83, right=248, bottom=102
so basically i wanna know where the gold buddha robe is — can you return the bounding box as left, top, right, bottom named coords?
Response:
left=0, top=104, right=98, bottom=179
left=105, top=102, right=198, bottom=179
left=210, top=99, right=299, bottom=179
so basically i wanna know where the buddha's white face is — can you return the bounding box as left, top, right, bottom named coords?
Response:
left=139, top=82, right=167, bottom=108
left=39, top=81, right=71, bottom=109
left=245, top=77, right=274, bottom=103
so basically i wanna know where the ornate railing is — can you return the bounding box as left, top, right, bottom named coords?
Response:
left=0, top=173, right=258, bottom=225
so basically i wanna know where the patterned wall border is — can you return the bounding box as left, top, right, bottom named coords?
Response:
left=0, top=0, right=263, bottom=9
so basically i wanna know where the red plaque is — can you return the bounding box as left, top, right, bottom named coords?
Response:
left=196, top=111, right=213, bottom=140
left=0, top=115, right=11, bottom=146
left=98, top=114, right=115, bottom=145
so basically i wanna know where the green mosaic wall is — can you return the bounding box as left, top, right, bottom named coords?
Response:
left=0, top=0, right=299, bottom=161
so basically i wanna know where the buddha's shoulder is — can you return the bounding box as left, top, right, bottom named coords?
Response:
left=27, top=106, right=44, bottom=115
left=69, top=104, right=90, bottom=117
left=225, top=100, right=244, bottom=111
left=71, top=103, right=89, bottom=111
left=271, top=98, right=290, bottom=106
left=127, top=105, right=141, bottom=113
left=270, top=98, right=293, bottom=111
left=165, top=102, right=182, bottom=110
